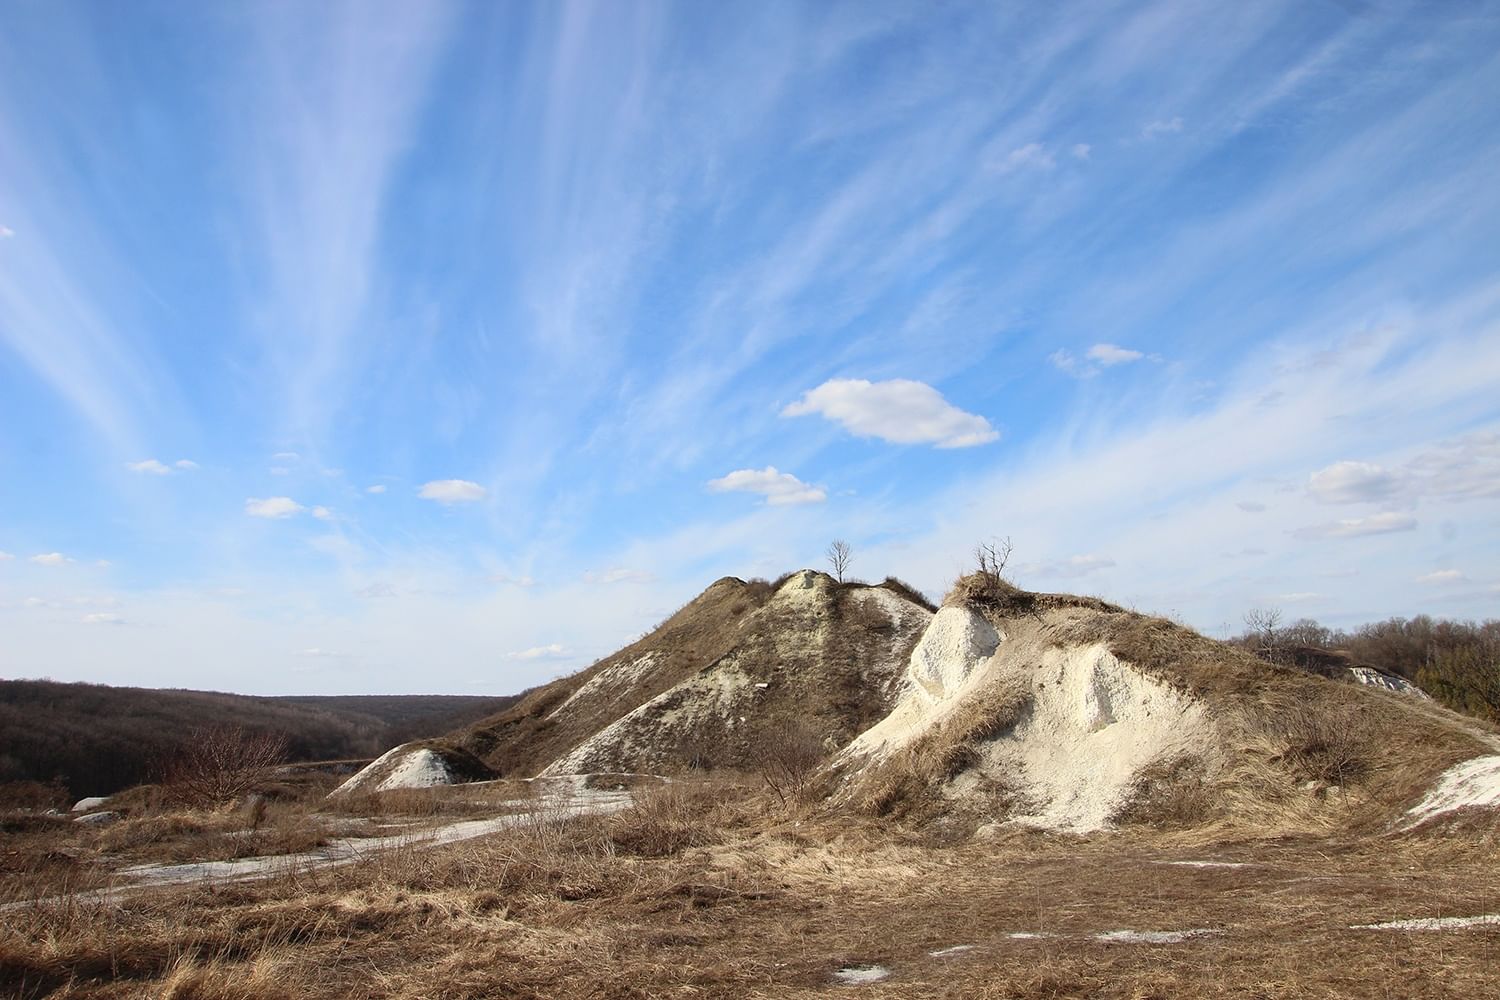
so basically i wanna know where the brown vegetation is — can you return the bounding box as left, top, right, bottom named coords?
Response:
left=3, top=777, right=1498, bottom=999
left=0, top=680, right=517, bottom=799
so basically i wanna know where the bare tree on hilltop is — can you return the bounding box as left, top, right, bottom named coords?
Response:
left=826, top=540, right=853, bottom=582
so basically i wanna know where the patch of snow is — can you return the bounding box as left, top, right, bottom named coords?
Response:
left=833, top=965, right=890, bottom=984
left=1407, top=755, right=1500, bottom=824
left=1157, top=861, right=1253, bottom=869
left=1007, top=932, right=1055, bottom=940
left=71, top=797, right=108, bottom=813
left=928, top=945, right=975, bottom=957
left=1096, top=928, right=1222, bottom=944
left=1352, top=914, right=1500, bottom=932
left=1348, top=666, right=1429, bottom=698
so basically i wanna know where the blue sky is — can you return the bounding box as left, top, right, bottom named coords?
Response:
left=2, top=0, right=1498, bottom=695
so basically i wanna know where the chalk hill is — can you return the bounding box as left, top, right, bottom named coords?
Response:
left=342, top=571, right=1500, bottom=835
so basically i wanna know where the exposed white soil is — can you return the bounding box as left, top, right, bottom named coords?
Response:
left=1348, top=666, right=1429, bottom=698
left=928, top=945, right=975, bottom=957
left=1406, top=755, right=1500, bottom=824
left=1156, top=860, right=1254, bottom=869
left=832, top=965, right=890, bottom=984
left=1352, top=914, right=1500, bottom=932
left=375, top=748, right=452, bottom=791
left=557, top=653, right=658, bottom=714
left=1095, top=928, right=1222, bottom=944
left=846, top=605, right=1209, bottom=832
left=846, top=605, right=1002, bottom=758
left=8, top=775, right=632, bottom=912
left=540, top=665, right=755, bottom=775
left=330, top=744, right=457, bottom=797
left=71, top=796, right=108, bottom=812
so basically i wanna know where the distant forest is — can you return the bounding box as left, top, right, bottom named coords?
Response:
left=1232, top=614, right=1500, bottom=723
left=0, top=680, right=519, bottom=798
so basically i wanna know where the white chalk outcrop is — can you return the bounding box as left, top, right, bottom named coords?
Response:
left=846, top=604, right=1209, bottom=833
left=1407, top=755, right=1500, bottom=825
left=330, top=744, right=455, bottom=797
left=1347, top=667, right=1428, bottom=699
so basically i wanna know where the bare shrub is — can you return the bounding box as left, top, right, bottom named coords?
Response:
left=758, top=721, right=824, bottom=808
left=159, top=726, right=289, bottom=808
left=1275, top=704, right=1373, bottom=785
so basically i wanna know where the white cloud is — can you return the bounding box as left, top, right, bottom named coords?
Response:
left=1273, top=592, right=1322, bottom=604
left=311, top=506, right=333, bottom=520
left=30, top=552, right=71, bottom=566
left=1141, top=117, right=1184, bottom=138
left=354, top=582, right=397, bottom=598
left=81, top=612, right=124, bottom=625
left=585, top=568, right=654, bottom=585
left=1293, top=512, right=1418, bottom=539
left=505, top=643, right=569, bottom=660
left=418, top=479, right=487, bottom=503
left=174, top=459, right=198, bottom=470
left=270, top=466, right=292, bottom=476
left=1021, top=554, right=1116, bottom=579
left=1053, top=344, right=1151, bottom=377
left=245, top=496, right=305, bottom=519
left=126, top=458, right=172, bottom=475
left=1071, top=143, right=1091, bottom=160
left=706, top=466, right=826, bottom=506
left=0, top=225, right=14, bottom=238
left=993, top=142, right=1055, bottom=172
left=1086, top=343, right=1145, bottom=366
left=1307, top=461, right=1405, bottom=504
left=0, top=551, right=12, bottom=561
left=272, top=452, right=300, bottom=462
left=489, top=574, right=536, bottom=587
left=297, top=647, right=348, bottom=658
left=782, top=378, right=998, bottom=449
left=365, top=484, right=387, bottom=494
left=1415, top=569, right=1466, bottom=585
left=1236, top=501, right=1267, bottom=512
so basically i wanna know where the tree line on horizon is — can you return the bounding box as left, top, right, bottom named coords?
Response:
left=1232, top=611, right=1500, bottom=723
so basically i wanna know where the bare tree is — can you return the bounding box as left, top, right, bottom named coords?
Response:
left=975, top=537, right=1013, bottom=582
left=1244, top=607, right=1284, bottom=658
left=826, top=539, right=853, bottom=582
left=160, top=725, right=288, bottom=807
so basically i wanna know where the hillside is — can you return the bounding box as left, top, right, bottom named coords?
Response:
left=0, top=680, right=518, bottom=799
left=342, top=569, right=1500, bottom=839
left=837, top=575, right=1498, bottom=834
left=335, top=571, right=935, bottom=794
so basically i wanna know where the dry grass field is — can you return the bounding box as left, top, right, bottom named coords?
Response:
left=4, top=779, right=1497, bottom=999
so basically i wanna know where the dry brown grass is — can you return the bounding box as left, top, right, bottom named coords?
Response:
left=5, top=780, right=1498, bottom=999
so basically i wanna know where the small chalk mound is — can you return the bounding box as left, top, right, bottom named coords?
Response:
left=71, top=796, right=109, bottom=813
left=330, top=742, right=492, bottom=797
left=833, top=965, right=891, bottom=985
